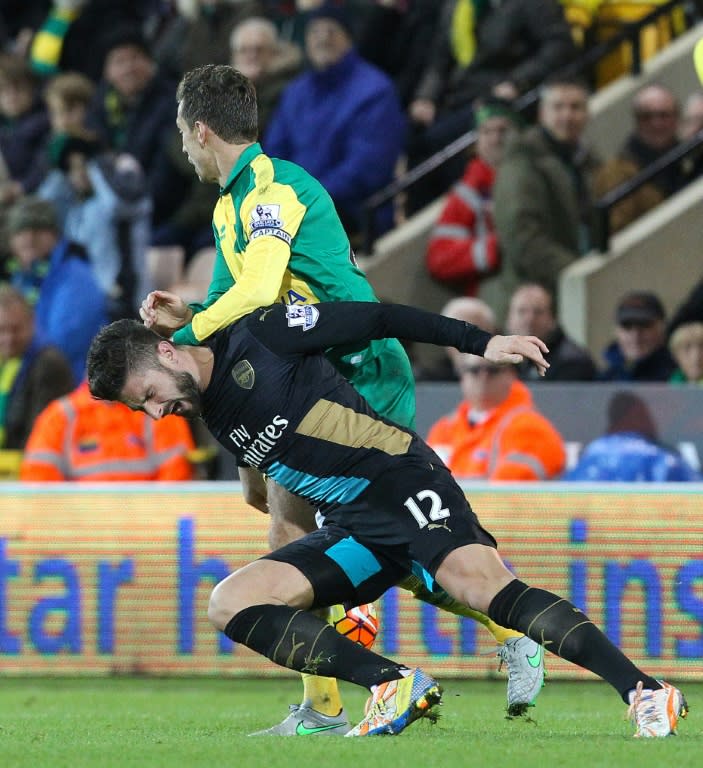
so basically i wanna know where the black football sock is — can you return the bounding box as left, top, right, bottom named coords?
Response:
left=489, top=579, right=660, bottom=703
left=224, top=604, right=409, bottom=689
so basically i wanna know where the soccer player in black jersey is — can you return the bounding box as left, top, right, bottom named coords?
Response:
left=87, top=301, right=687, bottom=738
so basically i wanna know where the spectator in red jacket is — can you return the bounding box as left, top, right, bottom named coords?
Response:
left=426, top=98, right=520, bottom=297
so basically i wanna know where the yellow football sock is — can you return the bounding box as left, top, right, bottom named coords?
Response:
left=458, top=606, right=522, bottom=644
left=299, top=605, right=345, bottom=716
left=399, top=574, right=522, bottom=644
left=301, top=674, right=343, bottom=716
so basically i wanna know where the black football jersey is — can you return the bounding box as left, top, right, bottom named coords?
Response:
left=201, top=301, right=491, bottom=511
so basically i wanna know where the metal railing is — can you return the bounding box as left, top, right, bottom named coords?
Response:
left=592, top=125, right=703, bottom=250
left=361, top=0, right=701, bottom=253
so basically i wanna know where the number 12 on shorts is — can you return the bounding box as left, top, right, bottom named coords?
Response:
left=403, top=490, right=450, bottom=528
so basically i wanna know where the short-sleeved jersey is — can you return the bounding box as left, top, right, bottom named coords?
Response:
left=171, top=144, right=415, bottom=427
left=201, top=302, right=491, bottom=513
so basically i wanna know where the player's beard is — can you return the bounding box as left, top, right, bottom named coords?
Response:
left=171, top=369, right=202, bottom=418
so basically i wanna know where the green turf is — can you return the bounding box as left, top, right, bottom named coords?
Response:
left=1, top=678, right=699, bottom=768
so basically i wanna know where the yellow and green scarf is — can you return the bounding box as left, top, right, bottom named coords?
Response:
left=0, top=358, right=21, bottom=448
left=30, top=7, right=82, bottom=77
left=451, top=0, right=490, bottom=67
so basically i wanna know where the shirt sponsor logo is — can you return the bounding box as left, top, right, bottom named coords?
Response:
left=228, top=415, right=290, bottom=467
left=231, top=360, right=255, bottom=389
left=285, top=304, right=319, bottom=331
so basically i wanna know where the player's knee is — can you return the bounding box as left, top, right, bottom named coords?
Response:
left=454, top=579, right=495, bottom=614
left=436, top=545, right=514, bottom=613
left=208, top=572, right=248, bottom=630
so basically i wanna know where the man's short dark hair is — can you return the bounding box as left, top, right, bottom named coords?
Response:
left=177, top=64, right=258, bottom=143
left=87, top=319, right=160, bottom=402
left=539, top=74, right=590, bottom=100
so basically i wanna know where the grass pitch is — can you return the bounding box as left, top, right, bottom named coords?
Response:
left=1, top=678, right=699, bottom=768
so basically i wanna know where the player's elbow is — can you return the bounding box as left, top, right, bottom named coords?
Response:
left=249, top=285, right=280, bottom=310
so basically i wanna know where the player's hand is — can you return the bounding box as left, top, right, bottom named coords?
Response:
left=139, top=290, right=192, bottom=336
left=483, top=334, right=550, bottom=376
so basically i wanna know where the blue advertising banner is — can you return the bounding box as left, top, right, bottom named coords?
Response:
left=1, top=483, right=701, bottom=679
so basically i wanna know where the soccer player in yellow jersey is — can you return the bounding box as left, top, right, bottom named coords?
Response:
left=140, top=64, right=543, bottom=733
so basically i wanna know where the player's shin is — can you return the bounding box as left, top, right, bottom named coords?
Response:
left=224, top=604, right=409, bottom=688
left=488, top=579, right=660, bottom=702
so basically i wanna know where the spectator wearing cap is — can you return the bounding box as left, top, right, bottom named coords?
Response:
left=600, top=290, right=676, bottom=382
left=86, top=25, right=177, bottom=228
left=263, top=0, right=406, bottom=245
left=5, top=196, right=107, bottom=380
left=37, top=131, right=153, bottom=320
left=426, top=98, right=520, bottom=299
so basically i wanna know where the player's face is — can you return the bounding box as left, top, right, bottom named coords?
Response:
left=122, top=363, right=202, bottom=420
left=176, top=105, right=218, bottom=183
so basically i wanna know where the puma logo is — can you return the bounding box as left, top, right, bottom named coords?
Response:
left=427, top=521, right=452, bottom=533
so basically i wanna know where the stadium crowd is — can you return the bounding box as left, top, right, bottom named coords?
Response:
left=0, top=0, right=697, bottom=742
left=0, top=0, right=701, bottom=484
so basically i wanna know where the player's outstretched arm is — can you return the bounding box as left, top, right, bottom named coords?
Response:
left=483, top=335, right=550, bottom=377
left=139, top=290, right=193, bottom=337
left=253, top=301, right=548, bottom=376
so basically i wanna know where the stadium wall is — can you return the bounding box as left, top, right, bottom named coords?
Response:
left=1, top=483, right=701, bottom=680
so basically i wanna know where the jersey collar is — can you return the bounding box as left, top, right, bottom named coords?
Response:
left=221, top=142, right=262, bottom=194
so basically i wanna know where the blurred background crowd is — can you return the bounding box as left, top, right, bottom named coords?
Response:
left=0, top=0, right=703, bottom=484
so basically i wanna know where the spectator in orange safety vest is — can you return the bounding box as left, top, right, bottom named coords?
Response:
left=426, top=337, right=566, bottom=480
left=20, top=380, right=195, bottom=481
